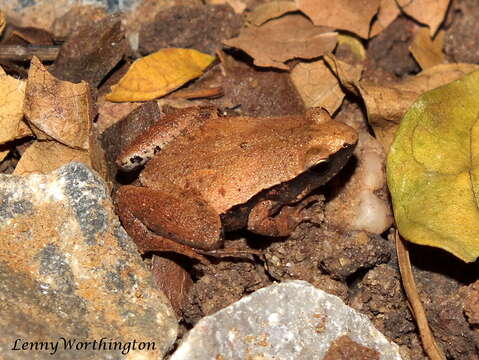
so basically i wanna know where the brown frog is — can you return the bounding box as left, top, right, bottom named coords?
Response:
left=115, top=106, right=357, bottom=262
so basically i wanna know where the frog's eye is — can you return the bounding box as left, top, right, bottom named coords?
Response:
left=303, top=146, right=327, bottom=168
left=310, top=160, right=331, bottom=175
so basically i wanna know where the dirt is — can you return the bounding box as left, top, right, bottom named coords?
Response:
left=2, top=1, right=479, bottom=359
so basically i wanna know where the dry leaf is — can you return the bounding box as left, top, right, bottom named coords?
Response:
left=0, top=150, right=8, bottom=163
left=0, top=67, right=28, bottom=145
left=0, top=10, right=6, bottom=35
left=52, top=14, right=127, bottom=87
left=358, top=63, right=479, bottom=150
left=397, top=0, right=450, bottom=35
left=105, top=48, right=215, bottom=102
left=291, top=59, right=361, bottom=114
left=337, top=34, right=366, bottom=61
left=409, top=27, right=446, bottom=70
left=370, top=0, right=401, bottom=37
left=248, top=1, right=298, bottom=26
left=208, top=0, right=246, bottom=13
left=296, top=0, right=380, bottom=38
left=24, top=57, right=92, bottom=150
left=224, top=14, right=337, bottom=70
left=0, top=0, right=72, bottom=31
left=96, top=101, right=142, bottom=134
left=388, top=71, right=479, bottom=262
left=13, top=141, right=90, bottom=175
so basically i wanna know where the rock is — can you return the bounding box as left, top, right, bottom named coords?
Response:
left=0, top=162, right=177, bottom=359
left=171, top=280, right=402, bottom=360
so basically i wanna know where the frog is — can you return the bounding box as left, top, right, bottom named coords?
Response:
left=115, top=106, right=358, bottom=263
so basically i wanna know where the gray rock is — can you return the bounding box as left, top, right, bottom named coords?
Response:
left=0, top=162, right=177, bottom=360
left=171, top=280, right=402, bottom=360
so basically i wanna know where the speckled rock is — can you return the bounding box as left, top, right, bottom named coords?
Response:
left=0, top=162, right=177, bottom=359
left=171, top=280, right=402, bottom=360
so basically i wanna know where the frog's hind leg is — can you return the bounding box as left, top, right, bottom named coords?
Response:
left=115, top=185, right=222, bottom=264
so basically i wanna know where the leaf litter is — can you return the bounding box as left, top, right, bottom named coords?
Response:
left=3, top=0, right=479, bottom=358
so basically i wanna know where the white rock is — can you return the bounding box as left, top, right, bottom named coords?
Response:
left=171, top=280, right=402, bottom=360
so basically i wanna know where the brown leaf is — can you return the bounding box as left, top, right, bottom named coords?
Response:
left=291, top=59, right=361, bottom=114
left=358, top=63, right=479, bottom=150
left=0, top=67, right=28, bottom=145
left=0, top=10, right=5, bottom=36
left=52, top=14, right=127, bottom=87
left=224, top=14, right=337, bottom=70
left=397, top=0, right=450, bottom=35
left=96, top=101, right=142, bottom=134
left=13, top=141, right=90, bottom=175
left=248, top=1, right=298, bottom=26
left=409, top=27, right=446, bottom=70
left=209, top=0, right=246, bottom=13
left=296, top=0, right=380, bottom=38
left=370, top=0, right=401, bottom=37
left=52, top=5, right=109, bottom=40
left=24, top=57, right=92, bottom=150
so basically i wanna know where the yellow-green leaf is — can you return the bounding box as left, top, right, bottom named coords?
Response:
left=387, top=70, right=479, bottom=262
left=105, top=48, right=214, bottom=102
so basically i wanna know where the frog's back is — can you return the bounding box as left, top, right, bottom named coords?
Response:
left=141, top=113, right=356, bottom=213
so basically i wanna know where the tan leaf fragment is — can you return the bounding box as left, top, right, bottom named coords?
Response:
left=208, top=0, right=246, bottom=13
left=24, top=57, right=92, bottom=150
left=291, top=59, right=362, bottom=114
left=358, top=63, right=479, bottom=150
left=0, top=67, right=28, bottom=145
left=397, top=0, right=450, bottom=35
left=96, top=101, right=142, bottom=134
left=0, top=150, right=8, bottom=163
left=409, top=27, right=446, bottom=70
left=296, top=0, right=380, bottom=38
left=0, top=10, right=6, bottom=35
left=370, top=0, right=401, bottom=37
left=248, top=1, right=298, bottom=26
left=105, top=48, right=215, bottom=102
left=224, top=14, right=337, bottom=70
left=13, top=141, right=90, bottom=175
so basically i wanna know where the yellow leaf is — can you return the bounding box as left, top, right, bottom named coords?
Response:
left=387, top=70, right=479, bottom=262
left=106, top=48, right=215, bottom=102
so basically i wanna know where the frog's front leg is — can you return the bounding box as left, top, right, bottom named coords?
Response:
left=247, top=196, right=323, bottom=237
left=115, top=185, right=222, bottom=263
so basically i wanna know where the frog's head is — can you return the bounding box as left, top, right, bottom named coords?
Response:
left=302, top=107, right=358, bottom=183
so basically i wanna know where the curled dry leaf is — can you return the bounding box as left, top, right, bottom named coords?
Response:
left=331, top=62, right=479, bottom=150
left=0, top=67, right=28, bottom=146
left=13, top=141, right=90, bottom=175
left=291, top=59, right=362, bottom=114
left=224, top=14, right=337, bottom=70
left=24, top=57, right=92, bottom=150
left=296, top=0, right=380, bottom=38
left=370, top=0, right=401, bottom=37
left=409, top=27, right=446, bottom=70
left=248, top=1, right=298, bottom=26
left=388, top=70, right=479, bottom=262
left=397, top=0, right=450, bottom=36
left=105, top=48, right=215, bottom=102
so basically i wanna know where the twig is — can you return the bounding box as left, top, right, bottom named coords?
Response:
left=395, top=230, right=446, bottom=360
left=0, top=45, right=59, bottom=61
